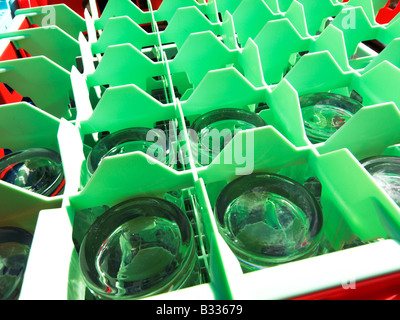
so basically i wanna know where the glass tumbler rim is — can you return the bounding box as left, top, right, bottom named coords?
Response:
left=299, top=92, right=364, bottom=111
left=79, top=196, right=197, bottom=300
left=190, top=107, right=267, bottom=132
left=0, top=226, right=33, bottom=247
left=86, top=127, right=168, bottom=175
left=0, top=147, right=64, bottom=196
left=299, top=92, right=364, bottom=143
left=214, top=172, right=324, bottom=267
left=360, top=155, right=400, bottom=168
left=189, top=108, right=267, bottom=166
left=360, top=155, right=400, bottom=206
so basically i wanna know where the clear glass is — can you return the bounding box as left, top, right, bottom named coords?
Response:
left=0, top=227, right=33, bottom=300
left=303, top=176, right=322, bottom=202
left=215, top=173, right=323, bottom=271
left=361, top=156, right=400, bottom=206
left=0, top=148, right=64, bottom=196
left=79, top=197, right=200, bottom=300
left=87, top=127, right=173, bottom=175
left=189, top=108, right=266, bottom=166
left=299, top=92, right=363, bottom=143
left=302, top=174, right=381, bottom=252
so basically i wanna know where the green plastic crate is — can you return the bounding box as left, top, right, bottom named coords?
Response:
left=1, top=0, right=398, bottom=300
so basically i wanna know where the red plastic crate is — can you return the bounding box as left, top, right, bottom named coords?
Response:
left=17, top=0, right=87, bottom=17
left=343, top=0, right=400, bottom=24
left=292, top=271, right=400, bottom=300
left=0, top=17, right=33, bottom=104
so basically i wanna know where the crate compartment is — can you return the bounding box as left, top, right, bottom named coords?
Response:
left=15, top=4, right=86, bottom=39
left=0, top=102, right=63, bottom=234
left=362, top=36, right=400, bottom=72
left=254, top=4, right=400, bottom=84
left=312, top=5, right=400, bottom=71
left=0, top=26, right=80, bottom=70
left=91, top=6, right=236, bottom=57
left=200, top=142, right=400, bottom=298
left=76, top=87, right=186, bottom=188
left=282, top=50, right=400, bottom=154
left=62, top=151, right=227, bottom=299
left=84, top=31, right=265, bottom=105
left=0, top=56, right=74, bottom=119
left=96, top=0, right=217, bottom=31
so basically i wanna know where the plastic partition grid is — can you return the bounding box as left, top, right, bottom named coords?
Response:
left=1, top=0, right=400, bottom=300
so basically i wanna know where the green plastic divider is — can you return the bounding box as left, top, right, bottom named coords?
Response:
left=254, top=17, right=311, bottom=84
left=68, top=153, right=193, bottom=216
left=286, top=48, right=400, bottom=106
left=0, top=56, right=74, bottom=119
left=232, top=0, right=282, bottom=46
left=267, top=79, right=310, bottom=147
left=154, top=0, right=218, bottom=24
left=0, top=103, right=61, bottom=152
left=95, top=0, right=151, bottom=29
left=70, top=66, right=93, bottom=122
left=168, top=31, right=265, bottom=89
left=193, top=178, right=239, bottom=300
left=96, top=0, right=217, bottom=31
left=317, top=102, right=400, bottom=160
left=279, top=0, right=297, bottom=12
left=293, top=0, right=343, bottom=36
left=86, top=30, right=265, bottom=100
left=64, top=140, right=228, bottom=298
left=91, top=16, right=158, bottom=54
left=196, top=128, right=400, bottom=251
left=86, top=43, right=166, bottom=91
left=363, top=37, right=400, bottom=72
left=344, top=0, right=389, bottom=25
left=214, top=0, right=243, bottom=15
left=230, top=1, right=399, bottom=85
left=284, top=51, right=353, bottom=94
left=312, top=148, right=400, bottom=249
left=178, top=67, right=265, bottom=116
left=80, top=85, right=175, bottom=134
left=12, top=0, right=400, bottom=300
left=0, top=103, right=63, bottom=234
left=283, top=50, right=400, bottom=154
left=14, top=4, right=86, bottom=40
left=0, top=26, right=80, bottom=71
left=351, top=60, right=400, bottom=108
left=232, top=0, right=342, bottom=47
left=215, top=0, right=295, bottom=16
left=197, top=126, right=311, bottom=187
left=92, top=6, right=236, bottom=55
left=309, top=5, right=400, bottom=72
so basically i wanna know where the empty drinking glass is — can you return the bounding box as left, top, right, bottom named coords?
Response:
left=214, top=173, right=323, bottom=271
left=87, top=127, right=172, bottom=175
left=189, top=108, right=266, bottom=166
left=79, top=197, right=200, bottom=299
left=0, top=148, right=64, bottom=197
left=300, top=92, right=363, bottom=143
left=361, top=155, right=400, bottom=206
left=0, top=227, right=33, bottom=300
